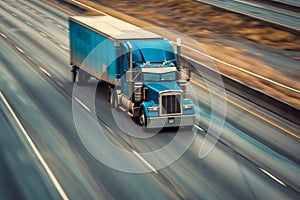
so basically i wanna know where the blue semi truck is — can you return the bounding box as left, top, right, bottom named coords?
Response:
left=69, top=16, right=195, bottom=128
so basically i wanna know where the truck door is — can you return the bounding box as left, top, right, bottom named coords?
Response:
left=120, top=43, right=129, bottom=97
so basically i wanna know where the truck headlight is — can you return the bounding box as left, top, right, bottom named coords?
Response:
left=148, top=106, right=159, bottom=112
left=183, top=104, right=193, bottom=110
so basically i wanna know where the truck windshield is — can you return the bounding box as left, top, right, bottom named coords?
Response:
left=142, top=49, right=165, bottom=63
left=143, top=72, right=176, bottom=82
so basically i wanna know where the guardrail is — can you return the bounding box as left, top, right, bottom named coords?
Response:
left=187, top=57, right=300, bottom=126
left=251, top=0, right=300, bottom=14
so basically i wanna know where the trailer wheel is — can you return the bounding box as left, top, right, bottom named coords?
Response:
left=108, top=85, right=113, bottom=103
left=78, top=70, right=88, bottom=86
left=71, top=66, right=78, bottom=83
left=139, top=109, right=147, bottom=127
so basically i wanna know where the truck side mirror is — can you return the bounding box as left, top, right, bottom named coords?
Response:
left=181, top=66, right=191, bottom=82
left=126, top=71, right=130, bottom=82
left=186, top=68, right=191, bottom=82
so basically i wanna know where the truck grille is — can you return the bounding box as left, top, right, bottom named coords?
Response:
left=161, top=94, right=181, bottom=115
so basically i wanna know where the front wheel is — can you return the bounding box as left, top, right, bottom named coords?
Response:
left=139, top=109, right=147, bottom=127
left=110, top=88, right=120, bottom=111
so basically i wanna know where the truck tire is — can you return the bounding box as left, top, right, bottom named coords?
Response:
left=110, top=89, right=120, bottom=111
left=139, top=109, right=147, bottom=127
left=78, top=70, right=88, bottom=86
left=71, top=66, right=78, bottom=83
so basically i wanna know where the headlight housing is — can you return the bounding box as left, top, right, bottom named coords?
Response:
left=148, top=106, right=159, bottom=112
left=183, top=104, right=193, bottom=110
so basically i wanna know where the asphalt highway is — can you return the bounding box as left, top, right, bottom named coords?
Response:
left=271, top=0, right=300, bottom=8
left=196, top=0, right=300, bottom=31
left=0, top=0, right=299, bottom=199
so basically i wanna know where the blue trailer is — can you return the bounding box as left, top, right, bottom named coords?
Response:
left=69, top=16, right=195, bottom=128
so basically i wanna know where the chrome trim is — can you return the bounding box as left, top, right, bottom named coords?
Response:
left=159, top=91, right=182, bottom=116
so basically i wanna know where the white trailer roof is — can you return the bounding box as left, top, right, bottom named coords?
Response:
left=70, top=16, right=163, bottom=40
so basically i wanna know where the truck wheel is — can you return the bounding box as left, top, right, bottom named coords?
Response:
left=71, top=66, right=78, bottom=83
left=110, top=89, right=120, bottom=111
left=139, top=109, right=147, bottom=127
left=113, top=94, right=119, bottom=110
left=78, top=70, right=84, bottom=86
left=109, top=86, right=113, bottom=103
left=78, top=70, right=88, bottom=86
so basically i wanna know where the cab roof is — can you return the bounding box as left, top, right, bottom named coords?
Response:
left=69, top=16, right=163, bottom=40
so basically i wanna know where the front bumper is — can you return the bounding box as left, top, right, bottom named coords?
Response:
left=147, top=115, right=195, bottom=128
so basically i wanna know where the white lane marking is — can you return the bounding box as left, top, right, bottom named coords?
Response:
left=40, top=32, right=47, bottom=37
left=0, top=33, right=7, bottom=38
left=25, top=21, right=32, bottom=26
left=56, top=82, right=63, bottom=87
left=27, top=56, right=34, bottom=62
left=259, top=168, right=287, bottom=186
left=132, top=150, right=158, bottom=174
left=172, top=41, right=300, bottom=93
left=233, top=0, right=263, bottom=8
left=65, top=29, right=69, bottom=33
left=119, top=106, right=126, bottom=112
left=74, top=97, right=91, bottom=112
left=12, top=13, right=18, bottom=17
left=15, top=46, right=24, bottom=53
left=102, top=123, right=113, bottom=133
left=39, top=67, right=51, bottom=77
left=56, top=24, right=63, bottom=29
left=100, top=123, right=157, bottom=174
left=59, top=44, right=69, bottom=51
left=48, top=18, right=54, bottom=23
left=0, top=92, right=69, bottom=200
left=193, top=125, right=204, bottom=132
left=272, top=0, right=300, bottom=8
left=70, top=0, right=107, bottom=15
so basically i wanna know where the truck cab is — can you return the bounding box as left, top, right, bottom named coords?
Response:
left=115, top=39, right=195, bottom=128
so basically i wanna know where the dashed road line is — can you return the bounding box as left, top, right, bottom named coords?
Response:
left=39, top=67, right=51, bottom=77
left=15, top=46, right=24, bottom=53
left=40, top=31, right=48, bottom=37
left=0, top=33, right=7, bottom=38
left=56, top=24, right=63, bottom=29
left=56, top=82, right=63, bottom=87
left=59, top=44, right=69, bottom=51
left=69, top=0, right=107, bottom=15
left=193, top=124, right=204, bottom=132
left=259, top=168, right=287, bottom=186
left=132, top=150, right=158, bottom=173
left=25, top=21, right=32, bottom=26
left=74, top=97, right=91, bottom=112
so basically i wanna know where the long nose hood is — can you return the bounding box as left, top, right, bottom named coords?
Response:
left=145, top=82, right=181, bottom=94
